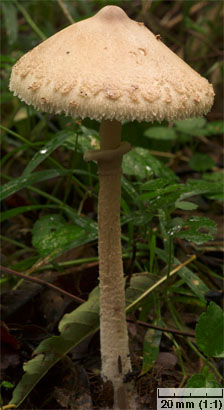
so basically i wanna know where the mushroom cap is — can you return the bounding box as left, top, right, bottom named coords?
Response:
left=9, top=5, right=214, bottom=122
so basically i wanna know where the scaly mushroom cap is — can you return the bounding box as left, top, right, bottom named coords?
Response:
left=10, top=5, right=214, bottom=122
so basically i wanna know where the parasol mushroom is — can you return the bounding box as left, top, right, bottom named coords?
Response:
left=9, top=5, right=214, bottom=409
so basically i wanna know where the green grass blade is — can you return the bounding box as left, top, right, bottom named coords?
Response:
left=0, top=169, right=68, bottom=201
left=0, top=205, right=59, bottom=223
left=22, top=130, right=76, bottom=176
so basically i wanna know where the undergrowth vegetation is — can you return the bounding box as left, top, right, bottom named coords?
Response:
left=1, top=1, right=223, bottom=409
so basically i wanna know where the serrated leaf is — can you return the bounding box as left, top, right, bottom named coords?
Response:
left=139, top=183, right=184, bottom=204
left=174, top=216, right=216, bottom=244
left=141, top=320, right=163, bottom=375
left=189, top=153, right=215, bottom=172
left=22, top=130, right=75, bottom=176
left=150, top=190, right=183, bottom=210
left=181, top=179, right=222, bottom=201
left=144, top=126, right=176, bottom=140
left=0, top=169, right=68, bottom=201
left=32, top=214, right=94, bottom=257
left=196, top=302, right=224, bottom=358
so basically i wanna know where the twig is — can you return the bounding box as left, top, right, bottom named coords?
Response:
left=127, top=319, right=195, bottom=338
left=57, top=0, right=74, bottom=24
left=0, top=265, right=85, bottom=304
left=127, top=254, right=196, bottom=312
left=149, top=149, right=188, bottom=162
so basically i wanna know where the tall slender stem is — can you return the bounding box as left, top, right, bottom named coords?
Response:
left=84, top=120, right=136, bottom=409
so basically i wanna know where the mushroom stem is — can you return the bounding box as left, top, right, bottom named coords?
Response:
left=84, top=119, right=136, bottom=409
left=99, top=118, right=121, bottom=150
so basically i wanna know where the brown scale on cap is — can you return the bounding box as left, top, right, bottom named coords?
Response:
left=28, top=81, right=42, bottom=91
left=9, top=5, right=214, bottom=123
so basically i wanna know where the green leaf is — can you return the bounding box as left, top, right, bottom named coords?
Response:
left=32, top=214, right=91, bottom=257
left=175, top=201, right=198, bottom=210
left=180, top=179, right=222, bottom=200
left=121, top=210, right=152, bottom=227
left=121, top=176, right=139, bottom=200
left=186, top=366, right=222, bottom=388
left=122, top=147, right=153, bottom=179
left=186, top=374, right=222, bottom=388
left=141, top=320, right=162, bottom=375
left=196, top=302, right=224, bottom=358
left=125, top=273, right=156, bottom=309
left=202, top=172, right=224, bottom=201
left=1, top=381, right=14, bottom=389
left=139, top=183, right=183, bottom=203
left=12, top=257, right=39, bottom=272
left=0, top=169, right=68, bottom=201
left=10, top=272, right=160, bottom=408
left=174, top=118, right=206, bottom=135
left=139, top=178, right=167, bottom=191
left=144, top=126, right=176, bottom=140
left=22, top=130, right=75, bottom=176
left=63, top=126, right=99, bottom=153
left=1, top=2, right=18, bottom=45
left=63, top=208, right=97, bottom=233
left=174, top=216, right=217, bottom=245
left=122, top=147, right=176, bottom=180
left=189, top=153, right=215, bottom=172
left=203, top=171, right=224, bottom=183
left=139, top=179, right=192, bottom=210
left=204, top=121, right=224, bottom=136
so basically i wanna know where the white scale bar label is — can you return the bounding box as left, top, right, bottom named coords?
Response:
left=157, top=388, right=223, bottom=410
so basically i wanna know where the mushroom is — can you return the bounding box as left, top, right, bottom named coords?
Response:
left=9, top=5, right=214, bottom=409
